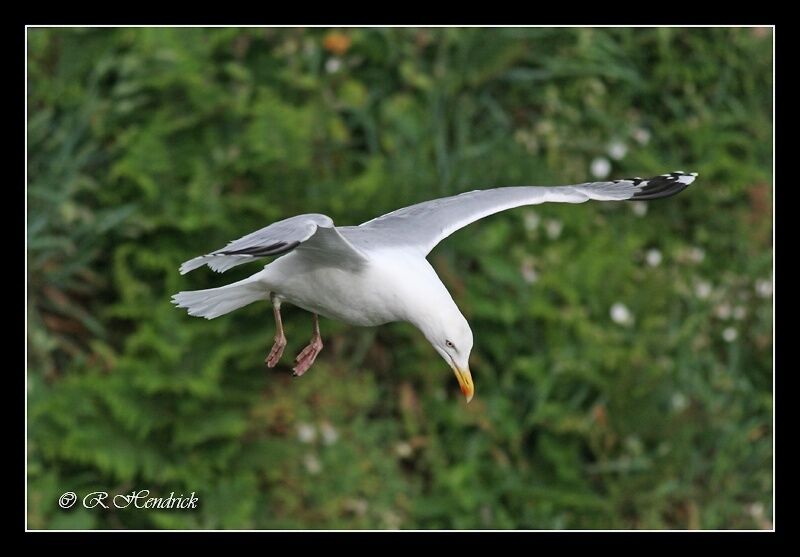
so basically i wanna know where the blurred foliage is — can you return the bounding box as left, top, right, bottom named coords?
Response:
left=27, top=27, right=772, bottom=530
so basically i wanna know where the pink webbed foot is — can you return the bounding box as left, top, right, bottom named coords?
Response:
left=265, top=334, right=287, bottom=368
left=266, top=293, right=287, bottom=368
left=292, top=337, right=323, bottom=377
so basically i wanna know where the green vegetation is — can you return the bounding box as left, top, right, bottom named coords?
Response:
left=27, top=27, right=773, bottom=529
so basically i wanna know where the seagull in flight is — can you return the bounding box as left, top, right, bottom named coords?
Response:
left=173, top=171, right=697, bottom=402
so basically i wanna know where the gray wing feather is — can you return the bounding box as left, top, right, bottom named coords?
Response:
left=179, top=213, right=367, bottom=274
left=358, top=172, right=697, bottom=255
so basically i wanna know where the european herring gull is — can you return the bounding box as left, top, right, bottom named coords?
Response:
left=173, top=171, right=697, bottom=402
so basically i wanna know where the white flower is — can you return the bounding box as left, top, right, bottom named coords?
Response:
left=632, top=127, right=651, bottom=145
left=733, top=306, right=747, bottom=320
left=325, top=57, right=342, bottom=74
left=722, top=327, right=738, bottom=343
left=320, top=421, right=339, bottom=445
left=645, top=249, right=662, bottom=267
left=590, top=157, right=611, bottom=179
left=520, top=259, right=538, bottom=284
left=608, top=140, right=628, bottom=161
left=688, top=247, right=705, bottom=264
left=523, top=210, right=540, bottom=231
left=344, top=498, right=369, bottom=516
left=296, top=423, right=316, bottom=444
left=755, top=277, right=773, bottom=298
left=610, top=302, right=634, bottom=326
left=671, top=392, right=688, bottom=412
left=545, top=219, right=563, bottom=240
left=382, top=510, right=402, bottom=529
left=694, top=281, right=712, bottom=300
left=715, top=303, right=732, bottom=320
left=630, top=201, right=648, bottom=217
left=303, top=453, right=322, bottom=475
left=395, top=442, right=413, bottom=458
left=747, top=502, right=765, bottom=520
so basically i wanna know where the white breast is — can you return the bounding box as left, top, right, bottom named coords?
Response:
left=257, top=249, right=444, bottom=327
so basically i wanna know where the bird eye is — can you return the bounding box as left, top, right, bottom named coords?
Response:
left=445, top=340, right=455, bottom=349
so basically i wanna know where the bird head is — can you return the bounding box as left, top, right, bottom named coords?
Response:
left=424, top=312, right=475, bottom=403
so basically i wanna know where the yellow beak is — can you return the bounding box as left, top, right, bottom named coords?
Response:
left=451, top=364, right=474, bottom=403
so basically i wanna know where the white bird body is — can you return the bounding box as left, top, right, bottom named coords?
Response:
left=257, top=247, right=456, bottom=328
left=173, top=171, right=698, bottom=401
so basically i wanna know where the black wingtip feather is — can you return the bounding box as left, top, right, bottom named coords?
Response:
left=217, top=240, right=301, bottom=257
left=621, top=171, right=698, bottom=201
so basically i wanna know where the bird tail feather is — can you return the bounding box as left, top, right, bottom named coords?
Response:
left=171, top=276, right=269, bottom=319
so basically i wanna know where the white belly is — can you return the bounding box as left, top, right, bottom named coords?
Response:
left=258, top=251, right=411, bottom=326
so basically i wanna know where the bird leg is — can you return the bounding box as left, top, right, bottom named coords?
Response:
left=265, top=294, right=286, bottom=368
left=292, top=313, right=323, bottom=377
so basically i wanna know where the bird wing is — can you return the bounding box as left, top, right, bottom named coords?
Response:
left=358, top=172, right=697, bottom=255
left=179, top=213, right=368, bottom=274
